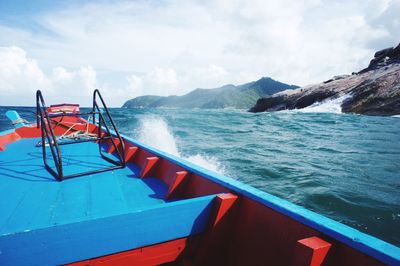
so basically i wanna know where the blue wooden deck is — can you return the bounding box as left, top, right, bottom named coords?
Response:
left=0, top=137, right=217, bottom=265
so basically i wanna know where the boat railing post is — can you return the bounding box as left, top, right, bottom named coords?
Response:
left=93, top=89, right=126, bottom=168
left=36, top=90, right=63, bottom=181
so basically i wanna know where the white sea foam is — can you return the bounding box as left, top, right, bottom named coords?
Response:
left=295, top=93, right=352, bottom=114
left=137, top=116, right=180, bottom=156
left=137, top=116, right=225, bottom=174
left=185, top=154, right=225, bottom=173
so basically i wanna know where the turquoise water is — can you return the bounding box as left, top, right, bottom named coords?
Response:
left=1, top=106, right=399, bottom=246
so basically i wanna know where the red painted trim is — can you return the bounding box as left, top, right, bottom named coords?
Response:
left=292, top=236, right=332, bottom=266
left=49, top=103, right=80, bottom=107
left=15, top=116, right=94, bottom=139
left=182, top=173, right=230, bottom=198
left=140, top=156, right=159, bottom=178
left=211, top=193, right=238, bottom=227
left=124, top=146, right=138, bottom=163
left=0, top=132, right=21, bottom=151
left=107, top=138, right=121, bottom=154
left=48, top=104, right=80, bottom=114
left=184, top=193, right=240, bottom=266
left=166, top=171, right=188, bottom=199
left=67, top=238, right=188, bottom=266
left=15, top=126, right=42, bottom=138
left=152, top=159, right=184, bottom=185
left=132, top=148, right=156, bottom=171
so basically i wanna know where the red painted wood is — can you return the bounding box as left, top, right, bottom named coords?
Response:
left=166, top=171, right=188, bottom=199
left=140, top=156, right=160, bottom=178
left=212, top=193, right=238, bottom=227
left=0, top=131, right=21, bottom=151
left=132, top=148, right=156, bottom=171
left=292, top=236, right=331, bottom=266
left=153, top=159, right=186, bottom=186
left=48, top=104, right=80, bottom=114
left=189, top=196, right=382, bottom=266
left=107, top=138, right=121, bottom=154
left=124, top=146, right=138, bottom=163
left=50, top=116, right=90, bottom=133
left=67, top=238, right=188, bottom=266
left=184, top=193, right=240, bottom=266
left=15, top=126, right=42, bottom=138
left=181, top=173, right=230, bottom=198
left=15, top=116, right=94, bottom=138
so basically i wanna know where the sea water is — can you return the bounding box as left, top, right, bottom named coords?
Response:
left=0, top=104, right=399, bottom=246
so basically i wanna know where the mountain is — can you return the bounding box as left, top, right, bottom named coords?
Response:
left=122, top=77, right=298, bottom=109
left=249, top=43, right=400, bottom=116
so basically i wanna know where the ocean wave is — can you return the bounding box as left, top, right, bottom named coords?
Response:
left=137, top=115, right=225, bottom=174
left=294, top=94, right=352, bottom=114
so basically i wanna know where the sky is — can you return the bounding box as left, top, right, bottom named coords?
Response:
left=0, top=0, right=399, bottom=106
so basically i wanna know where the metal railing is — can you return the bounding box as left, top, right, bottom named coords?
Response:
left=36, top=90, right=126, bottom=181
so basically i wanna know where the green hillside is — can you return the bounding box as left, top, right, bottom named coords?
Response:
left=122, top=77, right=298, bottom=109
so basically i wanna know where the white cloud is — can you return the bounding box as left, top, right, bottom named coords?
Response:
left=51, top=66, right=97, bottom=96
left=0, top=46, right=100, bottom=106
left=0, top=0, right=399, bottom=106
left=0, top=46, right=50, bottom=94
left=126, top=68, right=179, bottom=97
left=145, top=67, right=179, bottom=95
left=126, top=74, right=143, bottom=97
left=203, top=65, right=229, bottom=80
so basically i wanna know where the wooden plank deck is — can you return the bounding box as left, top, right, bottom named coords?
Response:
left=0, top=138, right=217, bottom=265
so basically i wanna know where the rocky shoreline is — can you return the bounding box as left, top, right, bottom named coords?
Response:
left=249, top=43, right=400, bottom=116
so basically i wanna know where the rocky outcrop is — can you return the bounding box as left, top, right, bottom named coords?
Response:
left=360, top=44, right=400, bottom=73
left=249, top=43, right=400, bottom=116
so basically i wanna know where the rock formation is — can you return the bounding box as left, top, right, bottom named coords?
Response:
left=249, top=43, right=400, bottom=116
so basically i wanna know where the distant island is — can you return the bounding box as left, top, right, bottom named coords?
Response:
left=249, top=43, right=400, bottom=116
left=122, top=77, right=298, bottom=109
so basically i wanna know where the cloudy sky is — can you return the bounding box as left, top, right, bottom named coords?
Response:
left=0, top=0, right=399, bottom=106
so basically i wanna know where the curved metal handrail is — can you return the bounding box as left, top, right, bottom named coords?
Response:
left=92, top=89, right=126, bottom=167
left=36, top=90, right=63, bottom=179
left=36, top=89, right=126, bottom=181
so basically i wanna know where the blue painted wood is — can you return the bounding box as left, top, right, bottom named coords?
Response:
left=0, top=194, right=216, bottom=266
left=0, top=138, right=170, bottom=236
left=5, top=110, right=25, bottom=128
left=0, top=134, right=218, bottom=265
left=120, top=135, right=400, bottom=265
